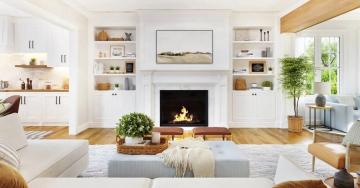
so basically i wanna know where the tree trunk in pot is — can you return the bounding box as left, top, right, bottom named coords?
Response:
left=288, top=116, right=304, bottom=133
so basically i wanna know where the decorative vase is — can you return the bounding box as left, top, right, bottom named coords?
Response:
left=125, top=137, right=143, bottom=144
left=288, top=116, right=304, bottom=133
left=334, top=169, right=354, bottom=188
left=97, top=30, right=108, bottom=41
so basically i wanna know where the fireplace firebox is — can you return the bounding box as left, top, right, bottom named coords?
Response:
left=160, top=90, right=208, bottom=127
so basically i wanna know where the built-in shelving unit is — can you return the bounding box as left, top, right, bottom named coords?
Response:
left=93, top=26, right=137, bottom=91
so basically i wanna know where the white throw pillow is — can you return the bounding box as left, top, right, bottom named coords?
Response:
left=0, top=103, right=11, bottom=114
left=0, top=143, right=20, bottom=169
left=0, top=113, right=27, bottom=150
left=342, top=121, right=360, bottom=146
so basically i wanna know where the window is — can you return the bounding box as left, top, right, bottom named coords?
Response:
left=295, top=36, right=341, bottom=95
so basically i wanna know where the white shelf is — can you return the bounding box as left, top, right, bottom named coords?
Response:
left=94, top=41, right=136, bottom=45
left=95, top=57, right=136, bottom=61
left=233, top=57, right=275, bottom=60
left=233, top=73, right=274, bottom=76
left=94, top=73, right=136, bottom=77
left=232, top=41, right=274, bottom=44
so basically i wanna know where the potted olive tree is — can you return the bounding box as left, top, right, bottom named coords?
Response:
left=280, top=56, right=312, bottom=133
left=116, top=112, right=154, bottom=144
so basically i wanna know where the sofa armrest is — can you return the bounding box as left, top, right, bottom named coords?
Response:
left=313, top=130, right=344, bottom=143
left=326, top=102, right=354, bottom=132
left=347, top=144, right=360, bottom=172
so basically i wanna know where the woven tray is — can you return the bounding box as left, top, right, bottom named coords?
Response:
left=116, top=136, right=168, bottom=155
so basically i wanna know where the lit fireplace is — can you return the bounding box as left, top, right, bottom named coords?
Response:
left=160, top=90, right=208, bottom=127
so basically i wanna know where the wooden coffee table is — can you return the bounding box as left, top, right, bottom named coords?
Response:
left=324, top=177, right=359, bottom=188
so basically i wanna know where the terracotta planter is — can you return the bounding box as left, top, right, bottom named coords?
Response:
left=288, top=116, right=304, bottom=133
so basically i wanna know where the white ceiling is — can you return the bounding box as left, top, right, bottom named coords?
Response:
left=71, top=0, right=304, bottom=13
left=0, top=1, right=30, bottom=17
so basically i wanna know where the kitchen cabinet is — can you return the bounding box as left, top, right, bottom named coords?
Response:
left=232, top=91, right=276, bottom=126
left=0, top=16, right=14, bottom=53
left=93, top=91, right=136, bottom=127
left=48, top=24, right=70, bottom=67
left=1, top=92, right=69, bottom=124
left=44, top=94, right=69, bottom=123
left=14, top=18, right=50, bottom=53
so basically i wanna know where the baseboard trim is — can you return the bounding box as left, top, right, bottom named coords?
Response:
left=69, top=122, right=89, bottom=135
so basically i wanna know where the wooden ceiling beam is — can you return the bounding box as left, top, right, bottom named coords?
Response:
left=281, top=0, right=360, bottom=33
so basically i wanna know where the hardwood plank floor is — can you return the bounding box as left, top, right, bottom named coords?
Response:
left=24, top=126, right=314, bottom=145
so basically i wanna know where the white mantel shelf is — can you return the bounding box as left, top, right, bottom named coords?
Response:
left=95, top=41, right=136, bottom=45
left=94, top=73, right=136, bottom=77
left=232, top=41, right=274, bottom=44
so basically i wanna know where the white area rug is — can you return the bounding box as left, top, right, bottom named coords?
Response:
left=80, top=144, right=337, bottom=180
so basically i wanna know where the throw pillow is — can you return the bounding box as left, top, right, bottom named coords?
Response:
left=0, top=143, right=20, bottom=169
left=0, top=161, right=28, bottom=188
left=0, top=113, right=27, bottom=150
left=342, top=121, right=360, bottom=146
left=0, top=103, right=11, bottom=115
left=272, top=180, right=327, bottom=188
left=354, top=96, right=360, bottom=110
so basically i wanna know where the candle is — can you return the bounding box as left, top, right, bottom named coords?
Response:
left=152, top=132, right=161, bottom=144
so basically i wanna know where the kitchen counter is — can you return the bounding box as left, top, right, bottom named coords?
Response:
left=0, top=89, right=69, bottom=92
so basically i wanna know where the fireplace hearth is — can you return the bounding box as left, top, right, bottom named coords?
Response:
left=160, top=90, right=208, bottom=127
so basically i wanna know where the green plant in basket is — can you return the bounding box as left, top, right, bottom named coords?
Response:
left=116, top=113, right=155, bottom=144
left=261, top=81, right=273, bottom=88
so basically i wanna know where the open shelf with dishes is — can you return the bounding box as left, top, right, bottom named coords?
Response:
left=93, top=26, right=136, bottom=91
left=232, top=26, right=276, bottom=91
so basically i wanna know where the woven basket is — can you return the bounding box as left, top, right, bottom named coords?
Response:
left=116, top=136, right=168, bottom=155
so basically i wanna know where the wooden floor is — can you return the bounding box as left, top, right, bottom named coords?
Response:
left=24, top=126, right=315, bottom=145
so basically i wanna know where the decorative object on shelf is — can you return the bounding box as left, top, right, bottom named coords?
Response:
left=261, top=50, right=267, bottom=57
left=62, top=78, right=69, bottom=90
left=280, top=56, right=312, bottom=133
left=261, top=81, right=273, bottom=91
left=235, top=78, right=247, bottom=90
left=109, top=66, right=115, bottom=74
left=233, top=67, right=248, bottom=74
left=124, top=33, right=132, bottom=41
left=267, top=31, right=270, bottom=41
left=109, top=37, right=124, bottom=41
left=114, top=83, right=120, bottom=90
left=29, top=58, right=36, bottom=65
left=110, top=45, right=125, bottom=57
left=249, top=61, right=266, bottom=74
left=260, top=29, right=263, bottom=41
left=334, top=169, right=355, bottom=188
left=266, top=47, right=272, bottom=57
left=250, top=83, right=258, bottom=88
left=314, top=82, right=331, bottom=107
left=96, top=83, right=111, bottom=90
left=263, top=32, right=266, bottom=42
left=268, top=66, right=273, bottom=74
left=156, top=30, right=213, bottom=64
left=237, top=50, right=253, bottom=57
left=96, top=30, right=109, bottom=41
left=152, top=132, right=161, bottom=144
left=116, top=112, right=155, bottom=145
left=115, top=66, right=121, bottom=74
left=126, top=62, right=134, bottom=73
left=20, top=79, right=25, bottom=90
left=98, top=51, right=103, bottom=58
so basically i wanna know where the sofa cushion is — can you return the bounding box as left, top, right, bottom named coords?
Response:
left=18, top=139, right=88, bottom=182
left=152, top=178, right=273, bottom=188
left=308, top=143, right=346, bottom=169
left=273, top=180, right=327, bottom=188
left=29, top=178, right=151, bottom=188
left=0, top=143, right=20, bottom=169
left=342, top=121, right=360, bottom=146
left=336, top=96, right=355, bottom=107
left=326, top=96, right=339, bottom=103
left=0, top=113, right=27, bottom=150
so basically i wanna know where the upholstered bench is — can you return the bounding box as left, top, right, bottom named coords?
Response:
left=192, top=127, right=232, bottom=140
left=108, top=141, right=249, bottom=178
left=152, top=127, right=184, bottom=140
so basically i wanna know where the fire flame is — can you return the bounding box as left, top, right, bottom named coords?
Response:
left=173, top=106, right=193, bottom=122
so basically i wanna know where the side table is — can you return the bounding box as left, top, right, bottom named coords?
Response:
left=306, top=104, right=333, bottom=131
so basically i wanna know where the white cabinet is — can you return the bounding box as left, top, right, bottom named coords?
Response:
left=93, top=91, right=136, bottom=127
left=1, top=92, right=69, bottom=124
left=14, top=18, right=50, bottom=53
left=232, top=91, right=276, bottom=127
left=48, top=25, right=70, bottom=67
left=44, top=94, right=69, bottom=123
left=0, top=16, right=14, bottom=53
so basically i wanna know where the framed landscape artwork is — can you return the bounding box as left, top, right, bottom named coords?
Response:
left=156, top=30, right=213, bottom=64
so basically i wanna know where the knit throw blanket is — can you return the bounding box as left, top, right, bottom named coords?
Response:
left=158, top=138, right=215, bottom=177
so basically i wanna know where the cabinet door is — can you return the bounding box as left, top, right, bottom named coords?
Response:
left=0, top=16, right=14, bottom=52
left=43, top=94, right=69, bottom=123
left=255, top=92, right=276, bottom=121
left=57, top=95, right=69, bottom=122
left=19, top=95, right=43, bottom=123
left=48, top=25, right=69, bottom=67
left=93, top=93, right=117, bottom=123
left=232, top=92, right=256, bottom=122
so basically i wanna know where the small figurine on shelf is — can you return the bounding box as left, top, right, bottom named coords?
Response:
left=260, top=29, right=263, bottom=41
left=115, top=66, right=121, bottom=74
left=110, top=66, right=115, bottom=74
left=125, top=33, right=132, bottom=41
left=267, top=31, right=270, bottom=41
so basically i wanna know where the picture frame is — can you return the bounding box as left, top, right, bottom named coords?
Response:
left=156, top=30, right=213, bottom=64
left=249, top=61, right=266, bottom=74
left=110, top=45, right=125, bottom=57
left=126, top=62, right=134, bottom=73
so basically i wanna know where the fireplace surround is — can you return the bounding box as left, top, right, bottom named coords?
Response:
left=160, top=90, right=208, bottom=127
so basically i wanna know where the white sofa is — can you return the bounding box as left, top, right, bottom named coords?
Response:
left=29, top=156, right=317, bottom=188
left=19, top=139, right=89, bottom=183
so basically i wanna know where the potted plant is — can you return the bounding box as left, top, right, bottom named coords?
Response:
left=109, top=66, right=115, bottom=74
left=261, top=81, right=273, bottom=91
left=280, top=56, right=312, bottom=133
left=115, top=66, right=121, bottom=74
left=116, top=113, right=155, bottom=144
